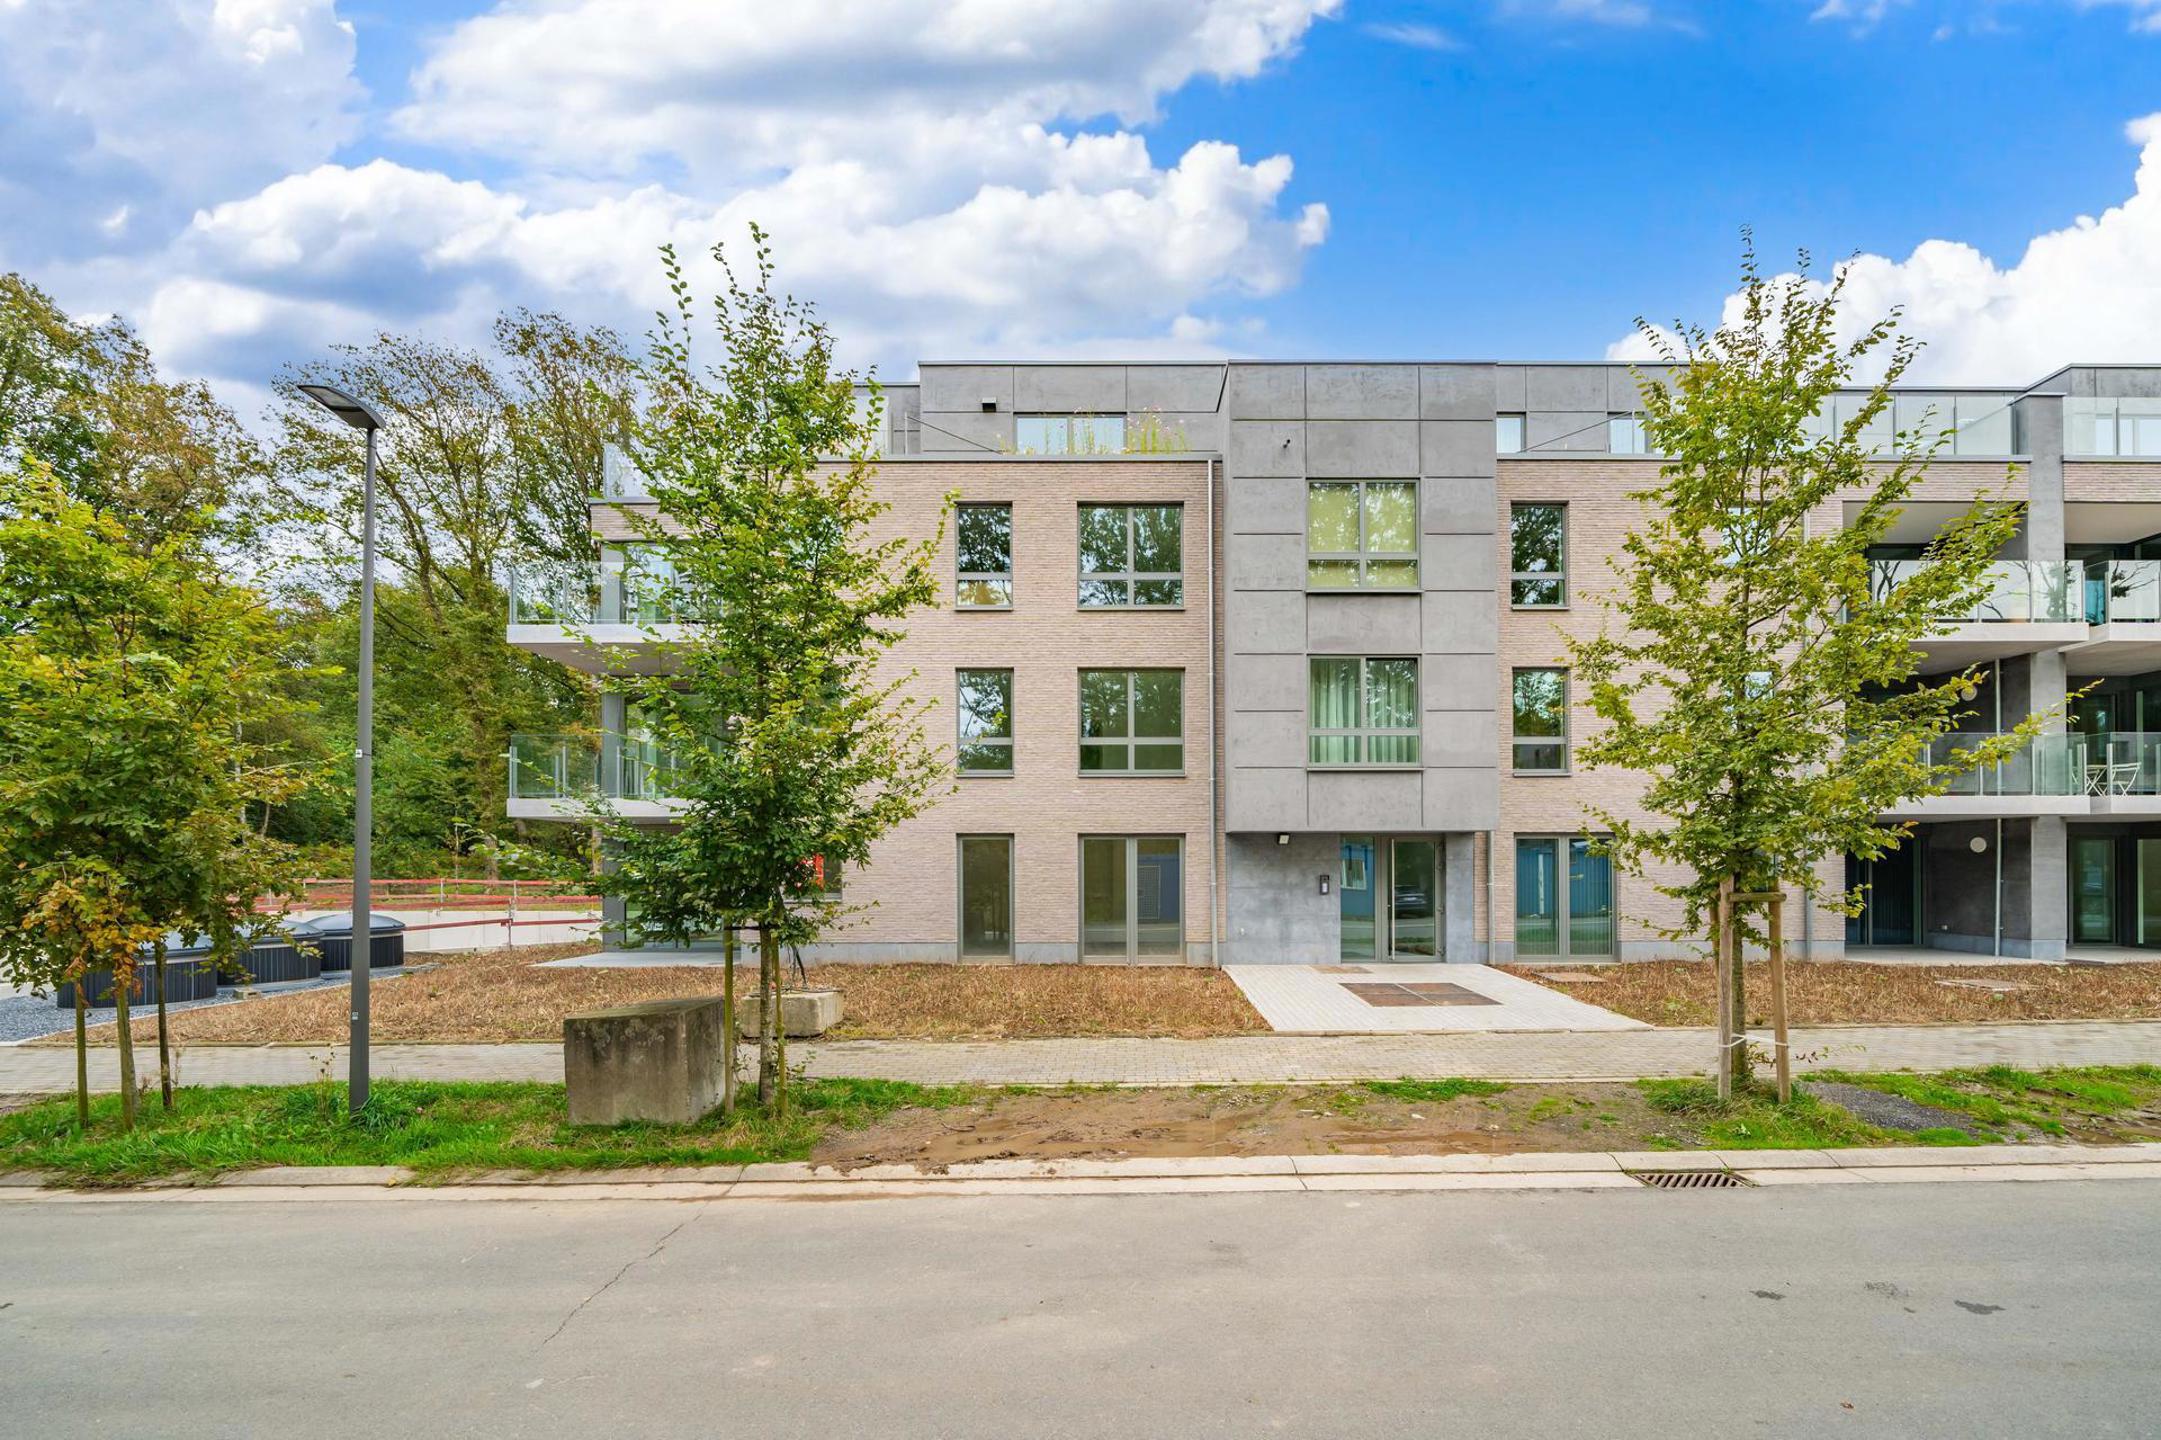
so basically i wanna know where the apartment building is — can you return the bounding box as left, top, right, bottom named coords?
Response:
left=506, top=360, right=2161, bottom=965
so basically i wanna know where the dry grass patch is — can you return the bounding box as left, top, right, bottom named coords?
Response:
left=1507, top=959, right=2161, bottom=1027
left=51, top=945, right=1265, bottom=1046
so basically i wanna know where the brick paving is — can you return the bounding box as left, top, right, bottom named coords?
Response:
left=3, top=1019, right=2158, bottom=1093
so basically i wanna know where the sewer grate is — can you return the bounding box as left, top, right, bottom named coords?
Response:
left=1631, top=1169, right=1754, bottom=1190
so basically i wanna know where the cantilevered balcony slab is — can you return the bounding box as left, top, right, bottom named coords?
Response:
left=2063, top=623, right=2161, bottom=677
left=506, top=622, right=693, bottom=675
left=507, top=795, right=680, bottom=822
left=1907, top=622, right=2088, bottom=674
left=1882, top=793, right=2090, bottom=820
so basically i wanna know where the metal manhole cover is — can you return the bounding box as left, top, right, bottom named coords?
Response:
left=1341, top=982, right=1502, bottom=1008
left=1631, top=1169, right=1754, bottom=1190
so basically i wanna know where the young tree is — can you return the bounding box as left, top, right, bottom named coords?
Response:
left=602, top=229, right=948, bottom=1113
left=1567, top=245, right=2052, bottom=1087
left=0, top=468, right=305, bottom=1126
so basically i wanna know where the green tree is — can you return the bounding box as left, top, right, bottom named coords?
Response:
left=602, top=229, right=948, bottom=1113
left=0, top=469, right=304, bottom=1127
left=1566, top=246, right=2055, bottom=1087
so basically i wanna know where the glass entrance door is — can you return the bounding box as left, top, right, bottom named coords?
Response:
left=1390, top=838, right=1441, bottom=958
left=1339, top=838, right=1377, bottom=961
left=2073, top=836, right=2115, bottom=945
left=1341, top=836, right=1446, bottom=960
left=2139, top=839, right=2161, bottom=948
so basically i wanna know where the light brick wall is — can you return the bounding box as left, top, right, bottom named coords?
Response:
left=597, top=459, right=1219, bottom=962
left=2064, top=462, right=2161, bottom=502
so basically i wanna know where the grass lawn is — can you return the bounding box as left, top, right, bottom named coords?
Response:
left=49, top=943, right=1266, bottom=1046
left=1509, top=959, right=2161, bottom=1026
left=6, top=1066, right=2153, bottom=1185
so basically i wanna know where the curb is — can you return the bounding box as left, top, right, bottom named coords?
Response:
left=4, top=1142, right=2158, bottom=1202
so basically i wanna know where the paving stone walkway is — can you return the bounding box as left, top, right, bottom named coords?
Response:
left=3, top=1019, right=2158, bottom=1093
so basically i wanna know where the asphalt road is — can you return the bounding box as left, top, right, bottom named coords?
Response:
left=3, top=1182, right=2157, bottom=1438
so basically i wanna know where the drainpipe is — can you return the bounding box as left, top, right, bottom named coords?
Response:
left=1995, top=816, right=2004, bottom=958
left=1483, top=831, right=1495, bottom=964
left=1207, top=454, right=1222, bottom=970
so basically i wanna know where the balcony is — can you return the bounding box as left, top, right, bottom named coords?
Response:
left=2066, top=398, right=2161, bottom=459
left=1882, top=730, right=2161, bottom=818
left=506, top=562, right=695, bottom=674
left=507, top=734, right=683, bottom=820
left=2067, top=560, right=2161, bottom=676
left=1869, top=559, right=2086, bottom=670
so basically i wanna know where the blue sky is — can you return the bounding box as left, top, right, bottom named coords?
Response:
left=2, top=0, right=2158, bottom=410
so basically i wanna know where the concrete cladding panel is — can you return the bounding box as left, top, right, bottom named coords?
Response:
left=1523, top=367, right=1608, bottom=413
left=1011, top=366, right=1127, bottom=413
left=1227, top=364, right=1305, bottom=420
left=1421, top=652, right=1498, bottom=711
left=1423, top=532, right=1497, bottom=591
left=1309, top=770, right=1424, bottom=831
left=1421, top=421, right=1498, bottom=478
left=1308, top=594, right=1421, bottom=654
left=1305, top=365, right=1419, bottom=420
left=1306, top=420, right=1419, bottom=477
left=1229, top=474, right=1306, bottom=534
left=1421, top=365, right=1495, bottom=421
left=1226, top=709, right=1309, bottom=769
left=1127, top=365, right=1227, bottom=413
left=1226, top=653, right=1307, bottom=713
left=1227, top=767, right=1307, bottom=833
left=1229, top=590, right=1308, bottom=654
left=1422, top=766, right=1498, bottom=831
left=1423, top=475, right=1498, bottom=534
left=920, top=365, right=1014, bottom=414
left=1526, top=412, right=1607, bottom=453
left=1493, top=365, right=1527, bottom=412
left=1226, top=832, right=1338, bottom=964
left=1230, top=422, right=1306, bottom=478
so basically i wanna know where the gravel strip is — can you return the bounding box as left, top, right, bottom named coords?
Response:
left=1808, top=1080, right=1979, bottom=1135
left=0, top=966, right=424, bottom=1045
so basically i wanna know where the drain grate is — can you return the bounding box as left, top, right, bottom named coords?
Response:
left=1631, top=1169, right=1754, bottom=1190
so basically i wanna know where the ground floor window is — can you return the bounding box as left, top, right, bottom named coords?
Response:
left=1514, top=836, right=1614, bottom=958
left=1081, top=836, right=1183, bottom=957
left=958, top=835, right=1014, bottom=957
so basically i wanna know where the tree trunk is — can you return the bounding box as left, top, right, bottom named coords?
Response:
left=73, top=987, right=90, bottom=1133
left=756, top=922, right=778, bottom=1107
left=154, top=938, right=173, bottom=1111
left=772, top=933, right=789, bottom=1118
left=720, top=921, right=738, bottom=1118
left=1727, top=875, right=1752, bottom=1089
left=113, top=969, right=138, bottom=1132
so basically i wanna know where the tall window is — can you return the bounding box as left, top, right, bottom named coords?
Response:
left=1607, top=414, right=1649, bottom=455
left=1307, top=481, right=1418, bottom=589
left=958, top=835, right=1013, bottom=957
left=1081, top=836, right=1184, bottom=958
left=1309, top=658, right=1420, bottom=765
left=1015, top=414, right=1126, bottom=455
left=1511, top=667, right=1567, bottom=772
left=1079, top=504, right=1182, bottom=607
left=955, top=503, right=1013, bottom=608
left=1515, top=836, right=1614, bottom=958
left=1496, top=414, right=1526, bottom=454
left=1509, top=503, right=1567, bottom=607
left=1079, top=669, right=1183, bottom=773
left=956, top=669, right=1014, bottom=775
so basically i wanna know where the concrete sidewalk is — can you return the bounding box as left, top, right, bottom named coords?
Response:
left=4, top=1018, right=2158, bottom=1092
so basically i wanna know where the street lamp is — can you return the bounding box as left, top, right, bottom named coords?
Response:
left=299, top=383, right=385, bottom=1114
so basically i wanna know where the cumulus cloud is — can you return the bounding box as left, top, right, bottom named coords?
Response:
left=1610, top=114, right=2161, bottom=383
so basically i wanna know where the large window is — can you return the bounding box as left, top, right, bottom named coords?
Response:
left=1515, top=836, right=1614, bottom=958
left=1079, top=504, right=1182, bottom=607
left=958, top=835, right=1013, bottom=957
left=956, top=669, right=1013, bottom=775
left=2068, top=398, right=2161, bottom=458
left=1509, top=503, right=1567, bottom=607
left=1496, top=414, right=1526, bottom=454
left=1309, top=658, right=1420, bottom=766
left=1016, top=413, right=1126, bottom=455
left=1804, top=392, right=2019, bottom=455
left=1081, top=836, right=1184, bottom=958
left=1307, top=481, right=1418, bottom=589
left=955, top=503, right=1013, bottom=608
left=1607, top=414, right=1650, bottom=455
left=1079, top=669, right=1183, bottom=774
left=1511, top=667, right=1567, bottom=772
left=617, top=543, right=686, bottom=624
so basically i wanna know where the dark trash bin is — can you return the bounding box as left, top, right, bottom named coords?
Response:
left=298, top=912, right=407, bottom=973
left=54, top=934, right=221, bottom=1010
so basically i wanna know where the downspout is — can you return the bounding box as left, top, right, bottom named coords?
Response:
left=1995, top=816, right=2004, bottom=959
left=1483, top=831, right=1495, bottom=964
left=1207, top=454, right=1222, bottom=970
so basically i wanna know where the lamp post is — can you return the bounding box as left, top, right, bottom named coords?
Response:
left=298, top=383, right=385, bottom=1114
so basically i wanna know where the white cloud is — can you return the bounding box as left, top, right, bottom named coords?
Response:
left=1609, top=114, right=2161, bottom=383
left=2078, top=0, right=2161, bottom=32
left=0, top=0, right=361, bottom=266
left=1362, top=20, right=1465, bottom=48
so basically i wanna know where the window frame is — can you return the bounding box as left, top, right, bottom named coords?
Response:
left=1513, top=833, right=1617, bottom=959
left=1078, top=502, right=1184, bottom=609
left=1078, top=834, right=1186, bottom=959
left=1496, top=414, right=1526, bottom=454
left=954, top=502, right=1014, bottom=610
left=1307, top=656, right=1423, bottom=768
left=1015, top=413, right=1128, bottom=455
left=1508, top=502, right=1569, bottom=609
left=1607, top=413, right=1650, bottom=456
left=1511, top=666, right=1569, bottom=774
left=1077, top=668, right=1185, bottom=776
left=955, top=667, right=1015, bottom=777
left=1304, top=479, right=1421, bottom=591
left=956, top=834, right=1015, bottom=959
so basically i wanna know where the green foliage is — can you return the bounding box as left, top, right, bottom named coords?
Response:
left=1635, top=1077, right=1903, bottom=1149
left=1819, top=1064, right=2161, bottom=1139
left=0, top=1078, right=983, bottom=1184
left=1361, top=1077, right=1512, bottom=1102
left=1569, top=241, right=2055, bottom=943
left=602, top=227, right=949, bottom=949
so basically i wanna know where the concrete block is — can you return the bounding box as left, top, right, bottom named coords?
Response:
left=1012, top=366, right=1126, bottom=414
left=1422, top=532, right=1497, bottom=590
left=564, top=997, right=728, bottom=1126
left=737, top=988, right=844, bottom=1039
left=1422, top=766, right=1499, bottom=830
left=1227, top=364, right=1305, bottom=419
left=1421, top=365, right=1495, bottom=421
left=1226, top=766, right=1308, bottom=832
left=1228, top=532, right=1306, bottom=591
left=1307, top=420, right=1419, bottom=477
left=1421, top=420, right=1498, bottom=477
left=1226, top=652, right=1308, bottom=711
left=1127, top=364, right=1227, bottom=414
left=1307, top=592, right=1421, bottom=653
left=1308, top=770, right=1424, bottom=831
left=1524, top=366, right=1609, bottom=413
left=1229, top=475, right=1306, bottom=534
left=1229, top=421, right=1305, bottom=477
left=1420, top=652, right=1498, bottom=710
left=1493, top=365, right=1527, bottom=412
left=1421, top=589, right=1499, bottom=653
left=1608, top=365, right=1673, bottom=412
left=1423, top=476, right=1498, bottom=534
left=1305, top=365, right=1418, bottom=420
left=1226, top=710, right=1309, bottom=768
left=920, top=365, right=1014, bottom=414
left=1420, top=709, right=1499, bottom=768
left=1228, top=589, right=1308, bottom=654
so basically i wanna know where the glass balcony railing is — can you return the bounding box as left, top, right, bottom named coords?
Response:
left=2067, top=398, right=2161, bottom=458
left=2082, top=559, right=2161, bottom=624
left=1867, top=560, right=2080, bottom=623
left=507, top=734, right=684, bottom=803
left=508, top=561, right=692, bottom=627
left=1925, top=731, right=2161, bottom=798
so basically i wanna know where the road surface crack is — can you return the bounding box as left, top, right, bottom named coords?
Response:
left=539, top=1210, right=699, bottom=1350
